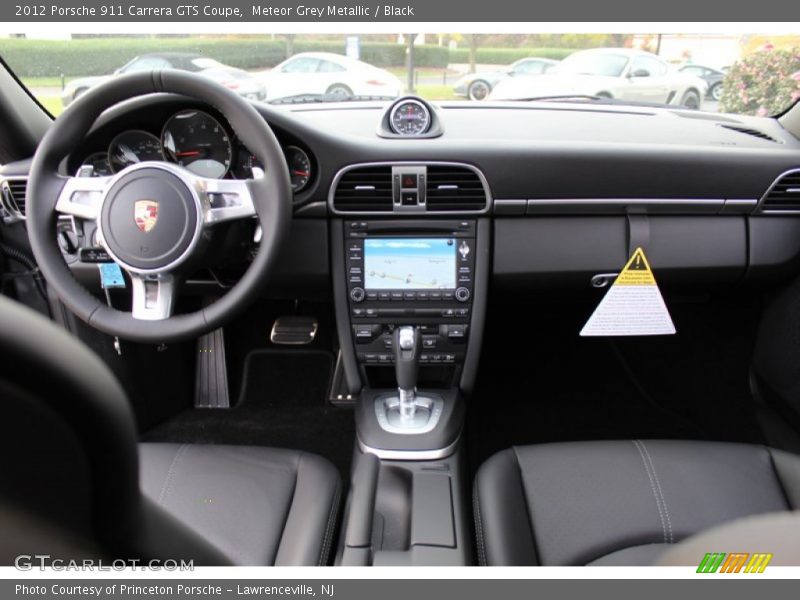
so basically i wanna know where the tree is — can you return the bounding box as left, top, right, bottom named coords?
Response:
left=468, top=34, right=481, bottom=73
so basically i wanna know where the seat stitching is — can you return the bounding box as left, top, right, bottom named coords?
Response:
left=639, top=440, right=674, bottom=544
left=632, top=440, right=667, bottom=544
left=156, top=444, right=188, bottom=506
left=318, top=478, right=341, bottom=566
left=472, top=481, right=487, bottom=566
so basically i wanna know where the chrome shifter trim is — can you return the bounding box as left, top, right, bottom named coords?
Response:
left=357, top=436, right=460, bottom=461
left=375, top=392, right=444, bottom=435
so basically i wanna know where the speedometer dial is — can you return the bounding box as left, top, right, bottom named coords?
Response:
left=107, top=130, right=163, bottom=173
left=389, top=99, right=431, bottom=136
left=162, top=110, right=232, bottom=179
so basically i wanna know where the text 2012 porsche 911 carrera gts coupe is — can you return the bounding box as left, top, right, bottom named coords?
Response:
left=1, top=34, right=800, bottom=567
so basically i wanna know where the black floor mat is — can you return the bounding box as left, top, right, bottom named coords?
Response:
left=142, top=349, right=355, bottom=480
left=467, top=297, right=766, bottom=477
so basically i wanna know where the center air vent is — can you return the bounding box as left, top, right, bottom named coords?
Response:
left=332, top=166, right=393, bottom=212
left=761, top=170, right=800, bottom=212
left=1, top=177, right=28, bottom=220
left=425, top=166, right=488, bottom=211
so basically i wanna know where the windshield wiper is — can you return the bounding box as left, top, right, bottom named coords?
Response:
left=269, top=93, right=397, bottom=105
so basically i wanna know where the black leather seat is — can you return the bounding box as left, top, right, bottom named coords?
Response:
left=474, top=440, right=800, bottom=566
left=139, top=444, right=340, bottom=565
left=0, top=294, right=340, bottom=566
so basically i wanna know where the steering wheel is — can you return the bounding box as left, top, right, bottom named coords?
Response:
left=27, top=70, right=292, bottom=343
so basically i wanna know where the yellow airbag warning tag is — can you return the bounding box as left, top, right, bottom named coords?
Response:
left=580, top=247, right=675, bottom=337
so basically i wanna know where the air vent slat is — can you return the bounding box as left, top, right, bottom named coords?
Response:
left=333, top=166, right=393, bottom=212
left=1, top=177, right=27, bottom=218
left=425, top=166, right=488, bottom=212
left=762, top=171, right=800, bottom=212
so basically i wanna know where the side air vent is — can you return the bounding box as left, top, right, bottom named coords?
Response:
left=761, top=171, right=800, bottom=212
left=332, top=166, right=393, bottom=212
left=0, top=177, right=28, bottom=220
left=425, top=166, right=488, bottom=211
left=720, top=124, right=780, bottom=144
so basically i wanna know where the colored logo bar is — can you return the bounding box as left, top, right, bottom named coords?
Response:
left=697, top=552, right=773, bottom=573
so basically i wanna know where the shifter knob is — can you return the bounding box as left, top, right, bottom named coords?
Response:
left=394, top=326, right=421, bottom=392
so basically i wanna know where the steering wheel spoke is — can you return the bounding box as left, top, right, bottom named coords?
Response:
left=199, top=171, right=260, bottom=225
left=129, top=272, right=178, bottom=321
left=55, top=175, right=111, bottom=220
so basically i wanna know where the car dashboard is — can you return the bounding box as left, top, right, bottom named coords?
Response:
left=3, top=93, right=800, bottom=300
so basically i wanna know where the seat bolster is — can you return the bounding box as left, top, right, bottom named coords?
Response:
left=274, top=452, right=342, bottom=566
left=473, top=448, right=538, bottom=566
left=587, top=543, right=669, bottom=566
left=769, top=448, right=800, bottom=508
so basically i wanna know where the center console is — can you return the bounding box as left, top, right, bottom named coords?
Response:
left=345, top=218, right=476, bottom=379
left=329, top=162, right=490, bottom=566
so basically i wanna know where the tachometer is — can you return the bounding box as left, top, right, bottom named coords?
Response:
left=107, top=130, right=164, bottom=173
left=389, top=99, right=431, bottom=136
left=162, top=110, right=232, bottom=179
left=285, top=145, right=312, bottom=192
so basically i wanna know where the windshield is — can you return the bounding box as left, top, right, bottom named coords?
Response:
left=1, top=33, right=798, bottom=117
left=551, top=52, right=629, bottom=77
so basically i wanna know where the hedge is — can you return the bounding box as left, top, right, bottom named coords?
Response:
left=0, top=37, right=578, bottom=78
left=0, top=37, right=450, bottom=77
left=448, top=47, right=576, bottom=64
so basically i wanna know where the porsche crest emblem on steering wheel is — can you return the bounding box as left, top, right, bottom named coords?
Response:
left=134, top=199, right=159, bottom=233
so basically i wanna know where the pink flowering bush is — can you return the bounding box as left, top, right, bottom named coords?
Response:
left=720, top=46, right=800, bottom=116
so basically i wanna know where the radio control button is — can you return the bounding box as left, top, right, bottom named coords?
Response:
left=351, top=287, right=366, bottom=303
left=455, top=287, right=470, bottom=302
left=447, top=325, right=467, bottom=340
left=378, top=292, right=391, bottom=301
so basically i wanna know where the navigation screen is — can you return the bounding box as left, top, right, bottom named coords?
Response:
left=363, top=238, right=456, bottom=290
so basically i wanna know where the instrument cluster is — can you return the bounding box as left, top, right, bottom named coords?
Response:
left=78, top=108, right=314, bottom=193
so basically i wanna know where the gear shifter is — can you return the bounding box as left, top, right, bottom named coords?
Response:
left=395, top=326, right=422, bottom=420
left=375, top=325, right=444, bottom=433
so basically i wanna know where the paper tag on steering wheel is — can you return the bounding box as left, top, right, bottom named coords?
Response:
left=98, top=263, right=126, bottom=289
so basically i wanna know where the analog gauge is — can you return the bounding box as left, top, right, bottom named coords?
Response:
left=80, top=152, right=113, bottom=177
left=107, top=130, right=164, bottom=173
left=162, top=110, right=232, bottom=179
left=284, top=145, right=312, bottom=192
left=389, top=99, right=431, bottom=136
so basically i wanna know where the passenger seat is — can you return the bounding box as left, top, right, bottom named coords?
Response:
left=473, top=440, right=800, bottom=565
